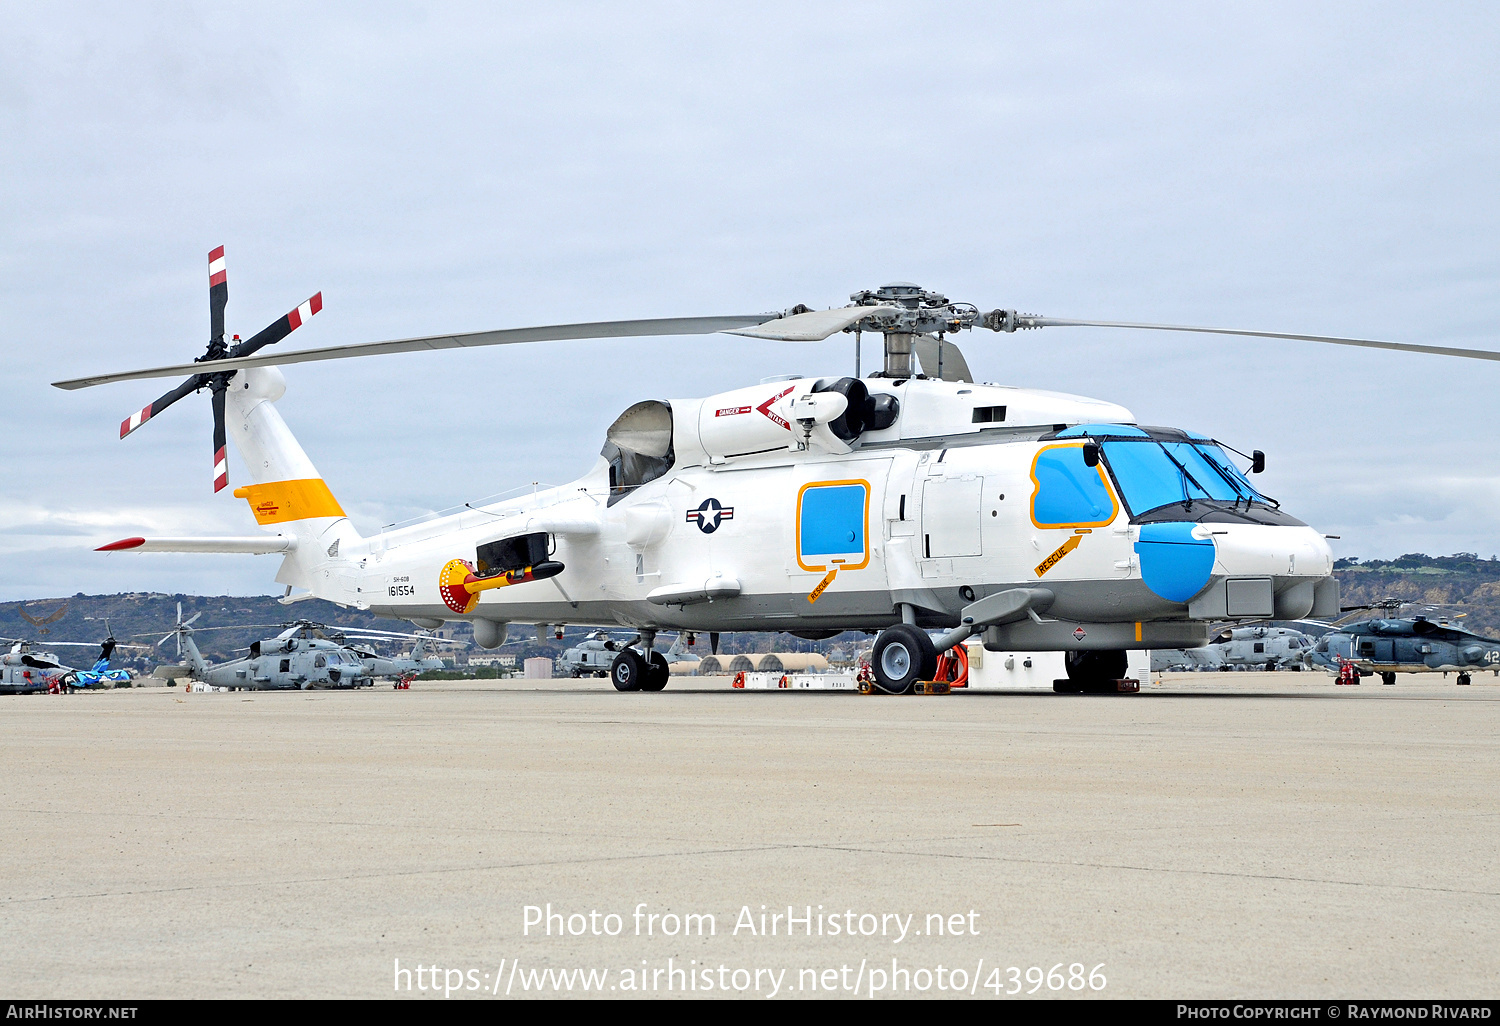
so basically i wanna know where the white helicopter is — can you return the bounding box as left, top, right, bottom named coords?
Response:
left=57, top=252, right=1500, bottom=694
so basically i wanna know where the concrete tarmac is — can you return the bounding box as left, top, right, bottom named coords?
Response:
left=2, top=672, right=1496, bottom=1000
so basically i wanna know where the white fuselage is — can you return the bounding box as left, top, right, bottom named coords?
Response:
left=248, top=376, right=1333, bottom=650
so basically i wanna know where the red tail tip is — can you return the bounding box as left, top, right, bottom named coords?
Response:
left=97, top=537, right=146, bottom=552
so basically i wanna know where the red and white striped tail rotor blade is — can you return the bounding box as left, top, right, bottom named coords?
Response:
left=286, top=292, right=322, bottom=332
left=120, top=374, right=202, bottom=439
left=230, top=292, right=323, bottom=358
left=213, top=447, right=229, bottom=492
left=211, top=386, right=229, bottom=493
left=209, top=245, right=228, bottom=343
left=120, top=403, right=153, bottom=438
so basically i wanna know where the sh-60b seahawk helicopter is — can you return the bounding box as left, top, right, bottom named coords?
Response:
left=1308, top=601, right=1500, bottom=686
left=149, top=605, right=374, bottom=690
left=57, top=251, right=1500, bottom=694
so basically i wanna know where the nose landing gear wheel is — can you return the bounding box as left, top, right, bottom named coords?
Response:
left=1457, top=672, right=1472, bottom=686
left=871, top=624, right=937, bottom=694
left=1381, top=672, right=1396, bottom=686
left=610, top=649, right=646, bottom=691
left=639, top=651, right=670, bottom=692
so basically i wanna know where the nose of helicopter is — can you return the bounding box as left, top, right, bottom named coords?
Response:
left=1135, top=522, right=1334, bottom=619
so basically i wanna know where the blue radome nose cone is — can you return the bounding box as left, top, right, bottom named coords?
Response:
left=1135, top=522, right=1216, bottom=602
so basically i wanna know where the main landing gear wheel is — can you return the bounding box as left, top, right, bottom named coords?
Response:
left=610, top=649, right=646, bottom=691
left=639, top=651, right=670, bottom=692
left=1457, top=672, right=1472, bottom=686
left=1055, top=649, right=1128, bottom=694
left=871, top=624, right=937, bottom=695
left=1381, top=672, right=1397, bottom=686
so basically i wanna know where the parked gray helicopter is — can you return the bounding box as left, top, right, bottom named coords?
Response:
left=2, top=640, right=65, bottom=693
left=559, top=631, right=695, bottom=678
left=1153, top=625, right=1315, bottom=672
left=337, top=627, right=455, bottom=678
left=1308, top=601, right=1500, bottom=686
left=153, top=609, right=374, bottom=690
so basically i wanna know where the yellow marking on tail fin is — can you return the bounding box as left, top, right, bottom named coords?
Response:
left=233, top=479, right=344, bottom=525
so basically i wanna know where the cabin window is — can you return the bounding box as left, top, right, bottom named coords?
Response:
left=314, top=655, right=327, bottom=669
left=1029, top=444, right=1118, bottom=528
left=279, top=659, right=290, bottom=673
left=797, top=481, right=871, bottom=572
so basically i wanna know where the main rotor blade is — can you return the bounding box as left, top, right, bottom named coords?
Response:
left=53, top=314, right=780, bottom=390
left=724, top=306, right=894, bottom=342
left=120, top=374, right=202, bottom=438
left=1026, top=317, right=1500, bottom=363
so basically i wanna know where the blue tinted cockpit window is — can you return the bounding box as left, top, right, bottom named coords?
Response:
left=1030, top=445, right=1119, bottom=527
left=1101, top=439, right=1266, bottom=516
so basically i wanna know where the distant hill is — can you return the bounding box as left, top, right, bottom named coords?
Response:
left=0, top=593, right=411, bottom=667
left=1335, top=553, right=1500, bottom=637
left=1, top=592, right=850, bottom=671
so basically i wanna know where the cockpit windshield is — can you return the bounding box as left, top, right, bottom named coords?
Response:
left=1049, top=425, right=1301, bottom=526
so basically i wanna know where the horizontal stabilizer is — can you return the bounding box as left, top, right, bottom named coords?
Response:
left=97, top=536, right=298, bottom=554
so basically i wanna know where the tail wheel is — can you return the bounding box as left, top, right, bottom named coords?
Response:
left=1457, top=673, right=1472, bottom=686
left=639, top=651, right=670, bottom=692
left=610, top=649, right=645, bottom=692
left=871, top=624, right=937, bottom=695
left=1381, top=672, right=1396, bottom=686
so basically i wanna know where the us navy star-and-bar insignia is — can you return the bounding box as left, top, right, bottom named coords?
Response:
left=687, top=498, right=735, bottom=534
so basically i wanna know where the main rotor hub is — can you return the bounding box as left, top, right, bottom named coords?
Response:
left=849, top=282, right=981, bottom=378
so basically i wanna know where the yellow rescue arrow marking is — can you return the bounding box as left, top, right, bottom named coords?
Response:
left=808, top=567, right=838, bottom=603
left=1035, top=531, right=1089, bottom=578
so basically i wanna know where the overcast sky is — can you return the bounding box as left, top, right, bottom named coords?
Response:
left=3, top=2, right=1498, bottom=601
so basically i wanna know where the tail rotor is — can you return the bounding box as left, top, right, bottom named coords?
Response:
left=116, top=246, right=322, bottom=492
